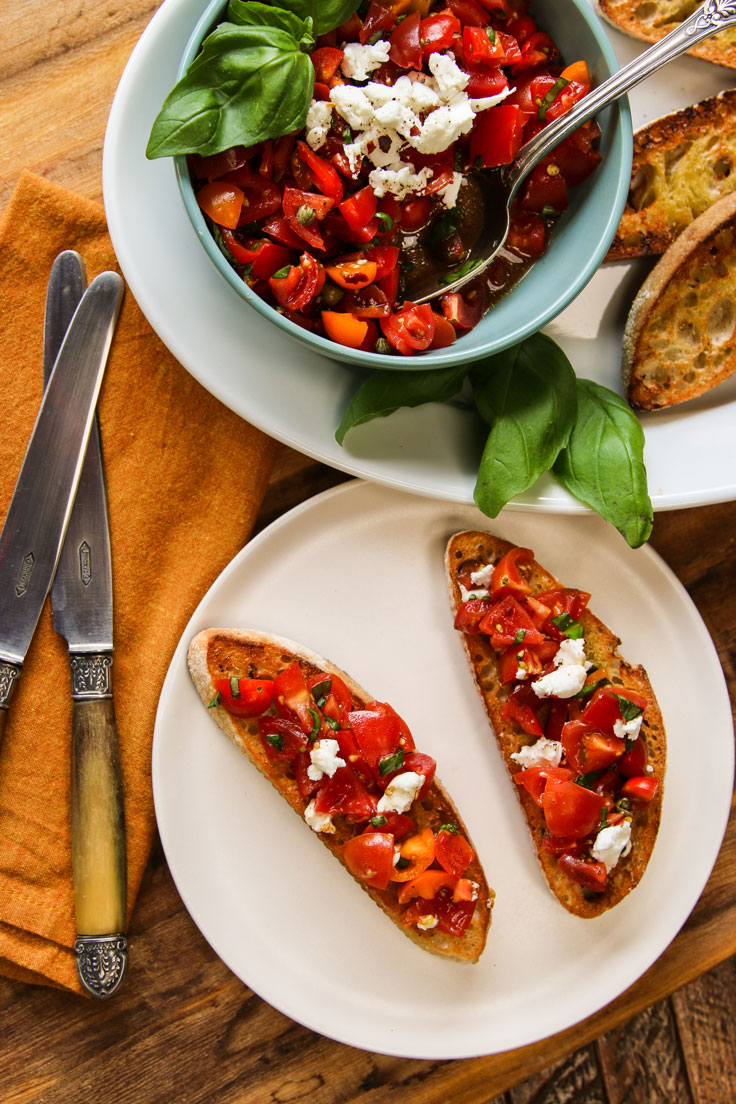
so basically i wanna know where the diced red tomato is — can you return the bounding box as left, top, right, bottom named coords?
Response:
left=307, top=671, right=353, bottom=725
left=558, top=854, right=607, bottom=892
left=454, top=598, right=494, bottom=633
left=434, top=827, right=475, bottom=875
left=368, top=811, right=415, bottom=840
left=364, top=244, right=400, bottom=280
left=269, top=253, right=325, bottom=311
left=359, top=1, right=396, bottom=45
left=502, top=682, right=545, bottom=737
left=560, top=720, right=626, bottom=773
left=542, top=779, right=605, bottom=839
left=420, top=10, right=461, bottom=58
left=339, top=186, right=378, bottom=232
left=470, top=103, right=525, bottom=168
left=214, top=676, right=274, bottom=717
left=189, top=144, right=256, bottom=182
left=399, top=195, right=434, bottom=231
left=344, top=285, right=391, bottom=318
left=380, top=302, right=436, bottom=353
left=441, top=289, right=484, bottom=330
left=348, top=708, right=402, bottom=775
left=429, top=312, right=457, bottom=348
left=514, top=764, right=573, bottom=806
left=366, top=700, right=415, bottom=752
left=506, top=212, right=546, bottom=257
left=343, top=831, right=396, bottom=889
left=220, top=232, right=294, bottom=279
left=477, top=595, right=546, bottom=650
left=272, top=662, right=319, bottom=734
left=619, top=737, right=649, bottom=779
left=297, top=141, right=344, bottom=202
left=314, top=765, right=377, bottom=820
left=282, top=186, right=335, bottom=249
left=261, top=214, right=305, bottom=249
left=293, top=749, right=321, bottom=800
left=620, top=776, right=659, bottom=804
left=519, top=163, right=569, bottom=214
left=218, top=167, right=282, bottom=222
left=447, top=0, right=491, bottom=26
left=397, top=869, right=459, bottom=904
left=581, top=685, right=647, bottom=733
left=321, top=310, right=369, bottom=348
left=326, top=255, right=378, bottom=289
left=491, top=547, right=534, bottom=599
left=258, top=715, right=309, bottom=762
left=310, top=46, right=344, bottom=83
left=389, top=10, right=422, bottom=69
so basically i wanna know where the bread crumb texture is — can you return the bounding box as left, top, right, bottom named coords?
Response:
left=606, top=90, right=736, bottom=261
left=624, top=198, right=736, bottom=408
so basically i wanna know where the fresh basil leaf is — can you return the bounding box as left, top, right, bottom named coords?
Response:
left=335, top=364, right=470, bottom=445
left=575, top=769, right=603, bottom=790
left=471, top=333, right=577, bottom=517
left=146, top=23, right=313, bottom=158
left=268, top=0, right=360, bottom=35
left=613, top=693, right=644, bottom=721
left=265, top=732, right=283, bottom=751
left=207, top=691, right=222, bottom=709
left=378, top=748, right=404, bottom=776
left=370, top=815, right=387, bottom=828
left=228, top=0, right=314, bottom=48
left=551, top=611, right=584, bottom=639
left=553, top=379, right=653, bottom=548
left=438, top=823, right=459, bottom=833
left=575, top=676, right=610, bottom=699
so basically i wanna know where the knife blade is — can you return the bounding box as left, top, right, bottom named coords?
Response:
left=43, top=252, right=128, bottom=999
left=0, top=269, right=124, bottom=750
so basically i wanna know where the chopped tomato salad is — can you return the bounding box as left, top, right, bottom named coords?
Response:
left=214, top=660, right=482, bottom=937
left=453, top=547, right=659, bottom=894
left=189, top=0, right=601, bottom=356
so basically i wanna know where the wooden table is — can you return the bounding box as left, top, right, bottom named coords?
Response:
left=1, top=3, right=735, bottom=1101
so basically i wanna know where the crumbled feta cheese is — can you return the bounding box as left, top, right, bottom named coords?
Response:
left=459, top=560, right=495, bottom=601
left=427, top=52, right=468, bottom=95
left=368, top=164, right=433, bottom=201
left=532, top=636, right=591, bottom=700
left=340, top=40, right=391, bottom=82
left=416, top=914, right=439, bottom=930
left=305, top=99, right=333, bottom=150
left=306, top=738, right=346, bottom=782
left=592, top=820, right=632, bottom=873
left=613, top=714, right=643, bottom=742
left=329, top=84, right=376, bottom=130
left=438, top=170, right=463, bottom=209
left=469, top=86, right=513, bottom=114
left=304, top=799, right=335, bottom=834
left=465, top=881, right=480, bottom=902
left=376, top=771, right=423, bottom=814
left=510, top=737, right=563, bottom=769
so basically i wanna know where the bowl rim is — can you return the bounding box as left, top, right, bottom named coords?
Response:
left=174, top=0, right=633, bottom=372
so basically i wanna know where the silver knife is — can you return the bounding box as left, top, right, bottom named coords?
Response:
left=0, top=268, right=123, bottom=748
left=43, top=252, right=128, bottom=1000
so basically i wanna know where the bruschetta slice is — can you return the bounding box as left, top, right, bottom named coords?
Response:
left=188, top=628, right=493, bottom=962
left=445, top=531, right=665, bottom=918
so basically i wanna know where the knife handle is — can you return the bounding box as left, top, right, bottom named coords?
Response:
left=70, top=669, right=128, bottom=998
left=0, top=660, right=21, bottom=747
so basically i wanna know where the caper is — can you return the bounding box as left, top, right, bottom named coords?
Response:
left=296, top=204, right=316, bottom=226
left=320, top=284, right=344, bottom=308
left=374, top=336, right=395, bottom=354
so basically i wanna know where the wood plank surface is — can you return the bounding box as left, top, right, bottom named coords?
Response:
left=1, top=0, right=736, bottom=1099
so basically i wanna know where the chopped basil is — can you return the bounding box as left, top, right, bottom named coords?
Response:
left=368, top=29, right=382, bottom=43
left=551, top=612, right=584, bottom=639
left=575, top=677, right=610, bottom=699
left=229, top=676, right=241, bottom=699
left=306, top=708, right=322, bottom=740
left=272, top=264, right=292, bottom=279
left=439, top=258, right=482, bottom=286
left=575, top=769, right=603, bottom=789
left=376, top=211, right=394, bottom=231
left=378, top=748, right=404, bottom=776
left=324, top=715, right=340, bottom=731
left=439, top=823, right=459, bottom=834
left=310, top=678, right=331, bottom=701
left=427, top=210, right=460, bottom=244
left=207, top=690, right=222, bottom=709
left=265, top=732, right=283, bottom=751
left=514, top=628, right=526, bottom=644
left=600, top=807, right=608, bottom=829
left=613, top=693, right=645, bottom=721
left=486, top=26, right=496, bottom=44
left=538, top=77, right=569, bottom=121
left=370, top=815, right=387, bottom=827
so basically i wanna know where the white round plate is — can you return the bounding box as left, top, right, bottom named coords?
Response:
left=152, top=481, right=733, bottom=1059
left=104, top=0, right=736, bottom=514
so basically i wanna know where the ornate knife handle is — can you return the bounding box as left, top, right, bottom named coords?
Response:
left=0, top=660, right=21, bottom=745
left=70, top=653, right=127, bottom=998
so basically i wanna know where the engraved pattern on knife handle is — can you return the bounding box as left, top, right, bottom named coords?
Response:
left=74, top=934, right=128, bottom=999
left=70, top=654, right=112, bottom=700
left=0, top=661, right=21, bottom=745
left=70, top=689, right=127, bottom=997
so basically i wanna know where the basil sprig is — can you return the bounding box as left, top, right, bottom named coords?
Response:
left=146, top=0, right=360, bottom=158
left=335, top=332, right=653, bottom=548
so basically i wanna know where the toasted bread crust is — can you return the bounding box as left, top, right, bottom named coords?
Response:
left=622, top=189, right=736, bottom=409
left=597, top=0, right=736, bottom=70
left=445, top=532, right=665, bottom=919
left=188, top=628, right=492, bottom=962
left=605, top=90, right=736, bottom=262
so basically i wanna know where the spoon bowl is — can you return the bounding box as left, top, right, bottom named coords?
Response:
left=413, top=0, right=736, bottom=303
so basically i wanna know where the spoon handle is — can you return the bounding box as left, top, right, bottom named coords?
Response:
left=510, top=0, right=736, bottom=190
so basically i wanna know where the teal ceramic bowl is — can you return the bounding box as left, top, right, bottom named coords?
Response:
left=175, top=0, right=632, bottom=371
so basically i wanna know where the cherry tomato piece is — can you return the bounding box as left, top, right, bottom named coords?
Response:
left=542, top=779, right=605, bottom=839
left=434, top=827, right=475, bottom=875
left=214, top=676, right=274, bottom=717
left=620, top=776, right=659, bottom=804
left=343, top=831, right=396, bottom=890
left=196, top=181, right=244, bottom=228
left=558, top=854, right=607, bottom=892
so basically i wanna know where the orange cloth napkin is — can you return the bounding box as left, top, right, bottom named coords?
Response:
left=0, top=172, right=280, bottom=993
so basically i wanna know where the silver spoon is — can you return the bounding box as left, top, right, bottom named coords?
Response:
left=411, top=0, right=736, bottom=304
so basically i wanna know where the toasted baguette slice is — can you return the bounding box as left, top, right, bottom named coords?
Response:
left=188, top=628, right=492, bottom=962
left=596, top=0, right=736, bottom=70
left=446, top=532, right=665, bottom=919
left=605, top=90, right=736, bottom=262
left=622, top=189, right=736, bottom=408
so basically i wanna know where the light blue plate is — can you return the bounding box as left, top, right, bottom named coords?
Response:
left=175, top=0, right=632, bottom=371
